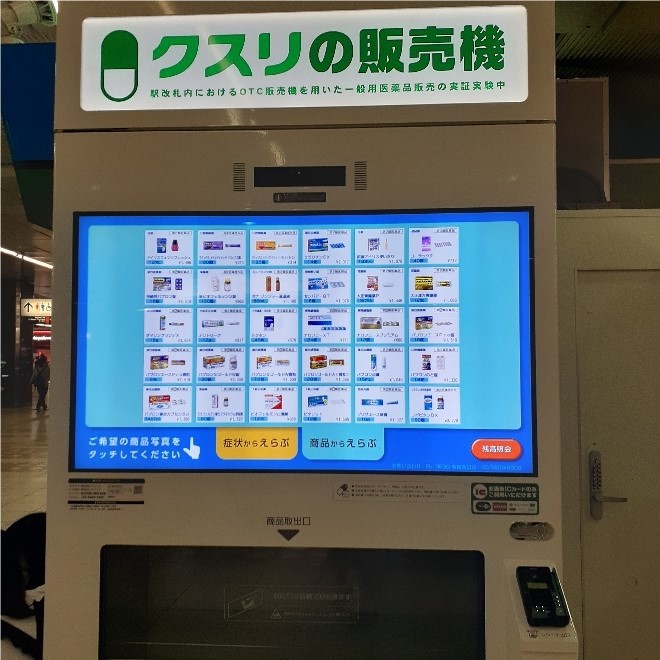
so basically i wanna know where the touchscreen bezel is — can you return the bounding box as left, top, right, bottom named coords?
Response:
left=70, top=208, right=536, bottom=476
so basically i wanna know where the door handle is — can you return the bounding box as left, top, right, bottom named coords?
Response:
left=589, top=450, right=628, bottom=520
left=592, top=492, right=628, bottom=504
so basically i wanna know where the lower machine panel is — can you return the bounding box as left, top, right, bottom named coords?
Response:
left=100, top=546, right=485, bottom=659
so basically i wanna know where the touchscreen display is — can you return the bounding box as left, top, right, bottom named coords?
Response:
left=72, top=209, right=534, bottom=474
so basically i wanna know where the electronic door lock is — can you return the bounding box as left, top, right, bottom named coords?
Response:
left=589, top=450, right=628, bottom=520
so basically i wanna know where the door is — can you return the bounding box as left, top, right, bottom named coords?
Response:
left=559, top=211, right=660, bottom=660
left=577, top=269, right=660, bottom=659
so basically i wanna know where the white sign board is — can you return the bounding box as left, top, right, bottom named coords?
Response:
left=21, top=299, right=52, bottom=316
left=81, top=6, right=528, bottom=111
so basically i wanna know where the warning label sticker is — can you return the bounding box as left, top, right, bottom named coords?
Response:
left=224, top=585, right=359, bottom=623
left=334, top=481, right=464, bottom=502
left=68, top=478, right=145, bottom=511
left=471, top=482, right=538, bottom=515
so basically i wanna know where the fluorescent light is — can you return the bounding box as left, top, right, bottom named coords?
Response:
left=1, top=247, right=53, bottom=270
left=22, top=255, right=54, bottom=269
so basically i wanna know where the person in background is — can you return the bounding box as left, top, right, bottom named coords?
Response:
left=30, top=354, right=50, bottom=412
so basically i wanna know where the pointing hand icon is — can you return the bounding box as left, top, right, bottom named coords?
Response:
left=183, top=437, right=201, bottom=460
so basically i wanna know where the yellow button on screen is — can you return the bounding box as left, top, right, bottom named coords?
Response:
left=216, top=427, right=298, bottom=460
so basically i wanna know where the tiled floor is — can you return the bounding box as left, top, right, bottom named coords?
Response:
left=1, top=405, right=49, bottom=530
left=1, top=404, right=48, bottom=659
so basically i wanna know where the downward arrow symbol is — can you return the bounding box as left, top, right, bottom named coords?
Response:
left=277, top=529, right=299, bottom=541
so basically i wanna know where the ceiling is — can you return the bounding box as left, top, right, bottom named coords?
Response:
left=1, top=1, right=659, bottom=295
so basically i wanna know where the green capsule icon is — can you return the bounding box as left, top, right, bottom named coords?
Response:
left=100, top=30, right=138, bottom=102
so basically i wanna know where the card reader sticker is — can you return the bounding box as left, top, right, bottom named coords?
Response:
left=471, top=482, right=539, bottom=515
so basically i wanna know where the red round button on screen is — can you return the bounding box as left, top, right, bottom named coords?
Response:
left=471, top=439, right=522, bottom=460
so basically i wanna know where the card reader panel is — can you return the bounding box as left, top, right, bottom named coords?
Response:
left=516, top=566, right=570, bottom=627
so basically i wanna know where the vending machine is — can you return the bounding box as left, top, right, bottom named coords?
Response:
left=46, top=2, right=578, bottom=658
